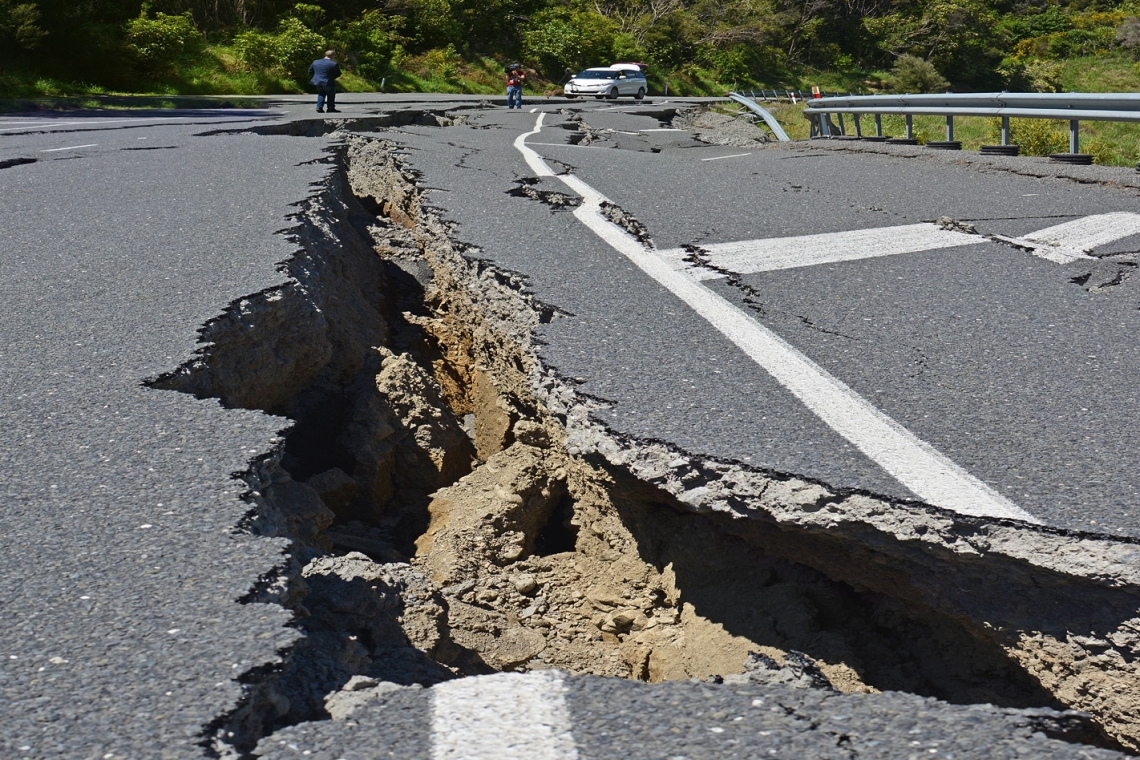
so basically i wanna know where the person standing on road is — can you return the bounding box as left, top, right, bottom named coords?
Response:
left=309, top=50, right=342, bottom=114
left=506, top=64, right=526, bottom=109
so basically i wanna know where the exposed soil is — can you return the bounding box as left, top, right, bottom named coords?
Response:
left=153, top=119, right=1140, bottom=757
left=672, top=107, right=774, bottom=147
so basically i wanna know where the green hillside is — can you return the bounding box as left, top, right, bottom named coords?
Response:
left=6, top=0, right=1140, bottom=98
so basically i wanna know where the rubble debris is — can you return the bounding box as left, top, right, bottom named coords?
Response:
left=937, top=216, right=979, bottom=235
left=672, top=107, right=772, bottom=148
left=156, top=121, right=1140, bottom=756
left=508, top=177, right=581, bottom=209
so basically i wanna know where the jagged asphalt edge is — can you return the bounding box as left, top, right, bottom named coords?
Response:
left=141, top=117, right=1140, bottom=754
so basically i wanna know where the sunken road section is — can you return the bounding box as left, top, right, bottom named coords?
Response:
left=149, top=119, right=1140, bottom=756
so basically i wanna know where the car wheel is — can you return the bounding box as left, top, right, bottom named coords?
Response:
left=635, top=87, right=645, bottom=100
left=607, top=87, right=619, bottom=100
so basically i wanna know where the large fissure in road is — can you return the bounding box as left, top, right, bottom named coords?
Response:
left=153, top=124, right=1140, bottom=757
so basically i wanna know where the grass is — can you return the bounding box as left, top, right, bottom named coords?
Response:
left=4, top=45, right=1140, bottom=163
left=1058, top=51, right=1140, bottom=92
left=742, top=56, right=1140, bottom=166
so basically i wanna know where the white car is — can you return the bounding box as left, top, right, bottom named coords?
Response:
left=564, top=65, right=648, bottom=100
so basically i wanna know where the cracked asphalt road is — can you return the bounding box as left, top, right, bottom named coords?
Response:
left=255, top=672, right=1123, bottom=760
left=3, top=94, right=1140, bottom=758
left=387, top=103, right=1140, bottom=535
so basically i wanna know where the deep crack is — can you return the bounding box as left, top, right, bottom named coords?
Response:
left=507, top=177, right=581, bottom=209
left=146, top=117, right=1140, bottom=756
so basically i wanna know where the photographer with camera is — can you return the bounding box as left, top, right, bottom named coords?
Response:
left=506, top=63, right=526, bottom=109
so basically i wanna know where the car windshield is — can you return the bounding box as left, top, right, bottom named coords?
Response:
left=576, top=70, right=618, bottom=79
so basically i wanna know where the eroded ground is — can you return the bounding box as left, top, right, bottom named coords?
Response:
left=152, top=108, right=1140, bottom=756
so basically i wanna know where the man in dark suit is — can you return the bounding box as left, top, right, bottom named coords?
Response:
left=309, top=50, right=342, bottom=114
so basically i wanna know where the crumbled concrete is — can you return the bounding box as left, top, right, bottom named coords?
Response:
left=159, top=123, right=1140, bottom=754
left=673, top=107, right=773, bottom=147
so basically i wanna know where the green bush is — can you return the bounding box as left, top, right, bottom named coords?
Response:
left=989, top=117, right=1067, bottom=155
left=998, top=6, right=1072, bottom=43
left=291, top=3, right=325, bottom=30
left=125, top=10, right=199, bottom=75
left=889, top=54, right=949, bottom=93
left=326, top=10, right=398, bottom=81
left=274, top=17, right=326, bottom=81
left=233, top=29, right=278, bottom=71
left=234, top=17, right=324, bottom=82
left=1014, top=27, right=1115, bottom=59
left=0, top=0, right=46, bottom=58
left=1085, top=137, right=1117, bottom=165
left=996, top=58, right=1063, bottom=91
left=522, top=8, right=618, bottom=77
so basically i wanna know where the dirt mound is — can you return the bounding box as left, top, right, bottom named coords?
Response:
left=672, top=108, right=773, bottom=147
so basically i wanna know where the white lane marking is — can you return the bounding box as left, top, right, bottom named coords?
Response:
left=658, top=224, right=980, bottom=278
left=654, top=248, right=723, bottom=281
left=0, top=115, right=267, bottom=133
left=530, top=108, right=539, bottom=113
left=993, top=212, right=1140, bottom=265
left=516, top=114, right=1037, bottom=523
left=431, top=672, right=578, bottom=760
left=40, top=144, right=98, bottom=152
left=701, top=152, right=752, bottom=161
left=528, top=142, right=616, bottom=151
left=0, top=121, right=65, bottom=131
left=514, top=112, right=555, bottom=177
left=640, top=128, right=685, bottom=132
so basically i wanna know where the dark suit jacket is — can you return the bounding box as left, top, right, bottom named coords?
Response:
left=309, top=58, right=342, bottom=86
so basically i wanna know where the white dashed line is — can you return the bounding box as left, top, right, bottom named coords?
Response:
left=993, top=212, right=1140, bottom=264
left=431, top=672, right=578, bottom=760
left=0, top=122, right=63, bottom=131
left=1, top=115, right=267, bottom=133
left=527, top=142, right=612, bottom=149
left=657, top=224, right=980, bottom=277
left=41, top=144, right=98, bottom=152
left=701, top=152, right=752, bottom=161
left=515, top=113, right=1037, bottom=523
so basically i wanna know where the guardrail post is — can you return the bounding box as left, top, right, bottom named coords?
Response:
left=837, top=113, right=846, bottom=135
left=875, top=114, right=883, bottom=137
left=946, top=115, right=954, bottom=141
left=1070, top=119, right=1080, bottom=154
left=905, top=114, right=913, bottom=140
left=854, top=114, right=863, bottom=137
left=1001, top=116, right=1011, bottom=146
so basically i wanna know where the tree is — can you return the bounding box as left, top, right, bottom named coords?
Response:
left=0, top=0, right=46, bottom=60
left=125, top=9, right=200, bottom=75
left=325, top=9, right=400, bottom=80
left=522, top=8, right=619, bottom=76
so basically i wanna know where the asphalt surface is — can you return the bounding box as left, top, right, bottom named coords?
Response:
left=382, top=101, right=1140, bottom=535
left=0, top=106, right=325, bottom=758
left=255, top=672, right=1125, bottom=760
left=2, top=94, right=1139, bottom=758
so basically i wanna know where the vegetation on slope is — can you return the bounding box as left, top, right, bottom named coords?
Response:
left=4, top=0, right=1140, bottom=161
left=7, top=0, right=1140, bottom=98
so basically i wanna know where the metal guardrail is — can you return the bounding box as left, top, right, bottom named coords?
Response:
left=736, top=88, right=860, bottom=103
left=727, top=93, right=791, bottom=142
left=804, top=92, right=1140, bottom=157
